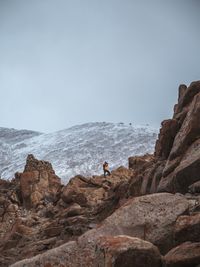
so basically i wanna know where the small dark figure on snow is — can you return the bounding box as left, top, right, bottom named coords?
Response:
left=103, top=161, right=111, bottom=177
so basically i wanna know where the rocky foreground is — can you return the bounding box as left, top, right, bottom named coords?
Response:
left=0, top=81, right=200, bottom=267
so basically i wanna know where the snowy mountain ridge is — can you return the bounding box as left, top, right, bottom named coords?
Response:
left=0, top=122, right=158, bottom=184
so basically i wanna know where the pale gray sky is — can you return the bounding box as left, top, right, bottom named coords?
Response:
left=0, top=0, right=200, bottom=132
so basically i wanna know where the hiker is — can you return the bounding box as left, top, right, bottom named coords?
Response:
left=103, top=161, right=111, bottom=177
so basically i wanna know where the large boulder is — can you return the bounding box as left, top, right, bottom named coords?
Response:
left=94, top=193, right=189, bottom=254
left=61, top=175, right=106, bottom=207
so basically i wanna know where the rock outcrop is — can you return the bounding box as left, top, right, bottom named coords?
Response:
left=156, top=81, right=200, bottom=193
left=134, top=81, right=200, bottom=195
left=18, top=154, right=61, bottom=209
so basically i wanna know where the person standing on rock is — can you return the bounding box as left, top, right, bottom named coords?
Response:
left=103, top=161, right=111, bottom=177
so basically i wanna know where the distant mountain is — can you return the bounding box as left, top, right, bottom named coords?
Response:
left=0, top=122, right=158, bottom=183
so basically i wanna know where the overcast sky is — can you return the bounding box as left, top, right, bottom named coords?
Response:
left=0, top=0, right=199, bottom=133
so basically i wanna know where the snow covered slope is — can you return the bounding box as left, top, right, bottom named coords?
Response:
left=0, top=123, right=158, bottom=184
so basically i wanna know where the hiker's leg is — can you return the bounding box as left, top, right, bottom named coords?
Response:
left=105, top=170, right=110, bottom=176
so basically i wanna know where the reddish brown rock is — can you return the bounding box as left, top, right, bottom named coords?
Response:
left=61, top=187, right=88, bottom=206
left=61, top=175, right=101, bottom=206
left=103, top=193, right=188, bottom=253
left=95, top=236, right=162, bottom=267
left=149, top=161, right=166, bottom=193
left=175, top=81, right=200, bottom=115
left=0, top=179, right=12, bottom=189
left=154, top=81, right=200, bottom=194
left=173, top=84, right=187, bottom=116
left=19, top=154, right=61, bottom=209
left=163, top=241, right=200, bottom=267
left=128, top=154, right=154, bottom=171
left=155, top=119, right=179, bottom=160
left=140, top=161, right=165, bottom=194
left=162, top=157, right=181, bottom=178
left=128, top=154, right=157, bottom=196
left=169, top=92, right=200, bottom=160
left=158, top=138, right=200, bottom=193
left=19, top=171, right=40, bottom=208
left=174, top=214, right=200, bottom=244
left=2, top=218, right=33, bottom=250
left=61, top=167, right=133, bottom=207
left=128, top=175, right=143, bottom=197
left=81, top=193, right=189, bottom=254
left=44, top=226, right=63, bottom=238
left=0, top=179, right=20, bottom=243
left=64, top=203, right=83, bottom=217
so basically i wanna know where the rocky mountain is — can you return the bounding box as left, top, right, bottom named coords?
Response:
left=0, top=123, right=157, bottom=183
left=0, top=80, right=200, bottom=267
